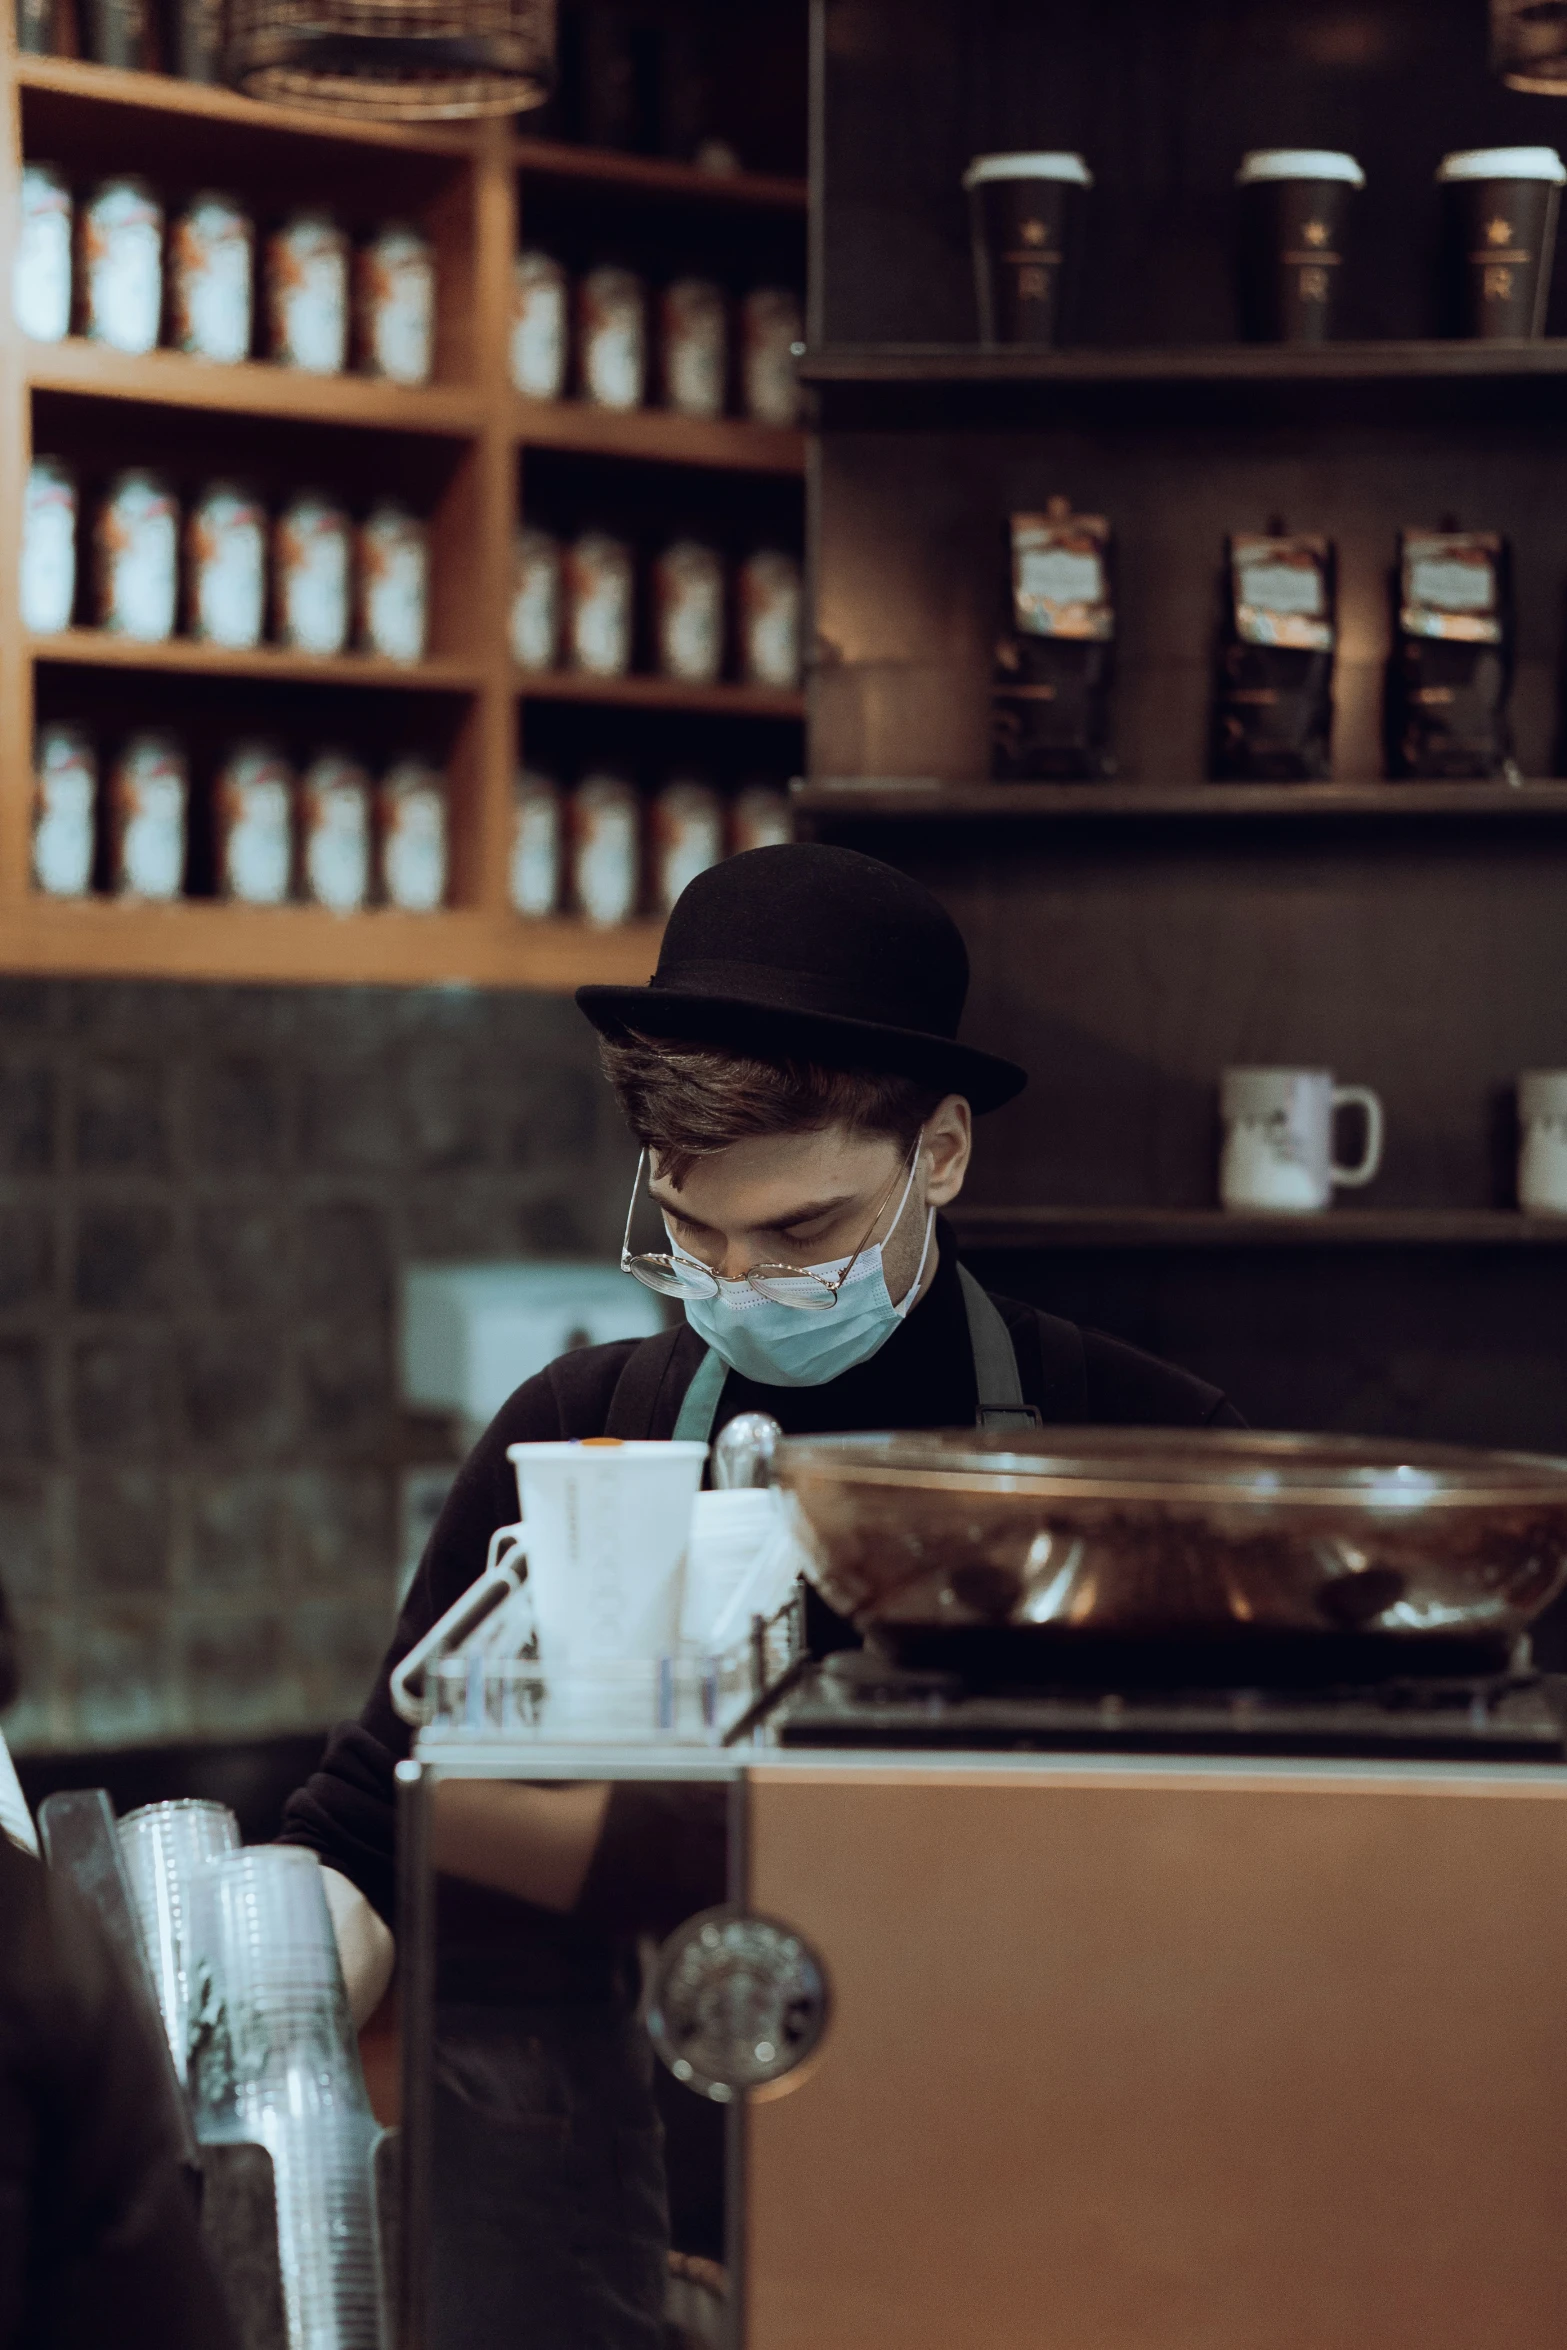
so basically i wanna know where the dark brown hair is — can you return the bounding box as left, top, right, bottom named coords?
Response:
left=599, top=1030, right=946, bottom=1186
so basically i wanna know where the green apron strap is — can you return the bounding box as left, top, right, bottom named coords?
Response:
left=957, top=1264, right=1041, bottom=1431
left=670, top=1271, right=1038, bottom=1448
left=672, top=1345, right=729, bottom=1445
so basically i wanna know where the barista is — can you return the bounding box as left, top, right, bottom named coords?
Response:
left=281, top=843, right=1241, bottom=2346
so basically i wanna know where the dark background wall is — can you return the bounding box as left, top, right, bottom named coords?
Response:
left=0, top=976, right=639, bottom=1759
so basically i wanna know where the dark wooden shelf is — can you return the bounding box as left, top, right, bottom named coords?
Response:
left=514, top=133, right=806, bottom=211
left=14, top=53, right=476, bottom=154
left=794, top=781, right=1567, bottom=821
left=34, top=631, right=484, bottom=692
left=27, top=339, right=482, bottom=435
left=519, top=671, right=804, bottom=719
left=513, top=396, right=805, bottom=475
left=801, top=339, right=1567, bottom=388
left=953, top=1208, right=1567, bottom=1250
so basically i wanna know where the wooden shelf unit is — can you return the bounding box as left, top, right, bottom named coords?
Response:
left=513, top=394, right=805, bottom=474
left=800, top=338, right=1567, bottom=388
left=514, top=131, right=806, bottom=211
left=33, top=629, right=488, bottom=691
left=1, top=45, right=806, bottom=986
left=950, top=1208, right=1567, bottom=1250
left=794, top=781, right=1567, bottom=822
left=519, top=669, right=805, bottom=719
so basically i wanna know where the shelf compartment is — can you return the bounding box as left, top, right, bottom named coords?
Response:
left=15, top=54, right=477, bottom=156
left=794, top=782, right=1567, bottom=821
left=801, top=339, right=1567, bottom=388
left=519, top=671, right=804, bottom=719
left=514, top=133, right=805, bottom=210
left=26, top=341, right=483, bottom=434
left=513, top=397, right=804, bottom=475
left=33, top=631, right=487, bottom=693
left=952, top=1208, right=1567, bottom=1250
left=0, top=899, right=664, bottom=990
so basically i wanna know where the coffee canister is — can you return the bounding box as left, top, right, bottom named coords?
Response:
left=82, top=176, right=163, bottom=355
left=654, top=538, right=724, bottom=683
left=571, top=772, right=640, bottom=925
left=579, top=265, right=647, bottom=409
left=300, top=750, right=371, bottom=911
left=511, top=249, right=568, bottom=398
left=14, top=164, right=72, bottom=343
left=186, top=481, right=266, bottom=650
left=661, top=278, right=728, bottom=418
left=511, top=767, right=563, bottom=917
left=378, top=757, right=447, bottom=911
left=21, top=456, right=77, bottom=636
left=274, top=491, right=350, bottom=655
left=32, top=724, right=96, bottom=898
left=83, top=0, right=150, bottom=70
left=1236, top=150, right=1364, bottom=342
left=357, top=503, right=429, bottom=664
left=511, top=525, right=562, bottom=672
left=737, top=549, right=802, bottom=688
left=109, top=732, right=187, bottom=900
left=170, top=191, right=253, bottom=364
left=171, top=0, right=224, bottom=79
left=95, top=469, right=178, bottom=641
left=731, top=780, right=792, bottom=854
left=215, top=741, right=294, bottom=906
left=565, top=530, right=634, bottom=676
left=740, top=286, right=802, bottom=424
left=963, top=152, right=1092, bottom=347
left=16, top=0, right=58, bottom=54
left=652, top=777, right=724, bottom=914
left=357, top=222, right=435, bottom=386
left=267, top=210, right=349, bottom=374
left=1438, top=146, right=1567, bottom=338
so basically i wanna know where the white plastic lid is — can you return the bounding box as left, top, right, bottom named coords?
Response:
left=1237, top=149, right=1365, bottom=188
left=963, top=152, right=1093, bottom=191
left=1437, top=145, right=1567, bottom=185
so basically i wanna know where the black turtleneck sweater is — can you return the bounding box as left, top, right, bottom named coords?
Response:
left=279, top=1231, right=1238, bottom=1998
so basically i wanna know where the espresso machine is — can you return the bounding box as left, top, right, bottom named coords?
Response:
left=396, top=1426, right=1567, bottom=2350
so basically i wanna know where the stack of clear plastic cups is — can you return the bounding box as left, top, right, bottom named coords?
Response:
left=118, top=1798, right=241, bottom=2082
left=185, top=1847, right=383, bottom=2350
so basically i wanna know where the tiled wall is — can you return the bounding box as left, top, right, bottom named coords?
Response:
left=0, top=977, right=638, bottom=1755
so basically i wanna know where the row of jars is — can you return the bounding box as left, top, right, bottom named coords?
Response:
left=512, top=770, right=791, bottom=927
left=513, top=527, right=801, bottom=689
left=32, top=725, right=449, bottom=913
left=13, top=165, right=436, bottom=381
left=512, top=253, right=801, bottom=425
left=23, top=461, right=430, bottom=663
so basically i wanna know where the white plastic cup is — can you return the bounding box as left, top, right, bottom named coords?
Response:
left=118, top=1798, right=240, bottom=2082
left=504, top=1438, right=708, bottom=1675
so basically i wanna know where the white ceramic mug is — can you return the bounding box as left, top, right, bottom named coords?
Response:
left=1518, top=1071, right=1567, bottom=1213
left=1219, top=1067, right=1385, bottom=1213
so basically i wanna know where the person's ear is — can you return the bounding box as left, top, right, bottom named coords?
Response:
left=923, top=1095, right=973, bottom=1206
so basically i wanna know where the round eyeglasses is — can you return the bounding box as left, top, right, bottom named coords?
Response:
left=619, top=1142, right=920, bottom=1312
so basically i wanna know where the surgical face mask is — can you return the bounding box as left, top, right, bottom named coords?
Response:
left=674, top=1152, right=936, bottom=1389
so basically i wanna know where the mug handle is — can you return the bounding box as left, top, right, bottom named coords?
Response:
left=1330, top=1086, right=1384, bottom=1189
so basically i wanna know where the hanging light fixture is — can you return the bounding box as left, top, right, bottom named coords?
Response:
left=1492, top=0, right=1567, bottom=93
left=227, top=0, right=554, bottom=120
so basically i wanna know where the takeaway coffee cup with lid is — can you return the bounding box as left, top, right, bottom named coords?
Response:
left=1219, top=1068, right=1385, bottom=1213
left=1438, top=146, right=1566, bottom=338
left=963, top=152, right=1092, bottom=347
left=1236, top=150, right=1365, bottom=342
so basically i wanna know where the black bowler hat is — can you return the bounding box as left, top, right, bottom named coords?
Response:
left=576, top=842, right=1027, bottom=1112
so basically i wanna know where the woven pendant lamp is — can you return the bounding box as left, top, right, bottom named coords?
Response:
left=227, top=0, right=554, bottom=119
